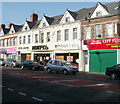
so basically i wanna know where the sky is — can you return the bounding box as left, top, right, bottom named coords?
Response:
left=1, top=0, right=119, bottom=27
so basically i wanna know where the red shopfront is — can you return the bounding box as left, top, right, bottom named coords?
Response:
left=87, top=38, right=120, bottom=73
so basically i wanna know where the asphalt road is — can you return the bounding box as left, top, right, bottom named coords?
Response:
left=1, top=67, right=120, bottom=103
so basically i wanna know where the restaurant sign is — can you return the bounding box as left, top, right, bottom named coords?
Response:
left=88, top=38, right=120, bottom=50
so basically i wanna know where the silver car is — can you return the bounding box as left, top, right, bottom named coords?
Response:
left=46, top=60, right=79, bottom=75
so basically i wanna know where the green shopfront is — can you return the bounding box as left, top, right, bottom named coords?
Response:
left=88, top=38, right=120, bottom=73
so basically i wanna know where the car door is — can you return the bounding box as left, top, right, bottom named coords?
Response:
left=50, top=60, right=56, bottom=71
left=55, top=61, right=63, bottom=72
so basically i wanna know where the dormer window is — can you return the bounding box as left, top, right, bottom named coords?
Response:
left=42, top=22, right=46, bottom=27
left=65, top=17, right=70, bottom=22
left=25, top=26, right=28, bottom=30
left=96, top=11, right=102, bottom=17
left=11, top=30, right=14, bottom=33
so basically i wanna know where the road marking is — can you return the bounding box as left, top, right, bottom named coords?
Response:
left=107, top=91, right=120, bottom=95
left=32, top=97, right=43, bottom=102
left=7, top=88, right=14, bottom=91
left=52, top=79, right=79, bottom=83
left=0, top=85, right=4, bottom=87
left=81, top=83, right=110, bottom=87
left=18, top=92, right=27, bottom=96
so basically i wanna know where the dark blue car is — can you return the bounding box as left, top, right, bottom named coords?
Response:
left=21, top=60, right=44, bottom=71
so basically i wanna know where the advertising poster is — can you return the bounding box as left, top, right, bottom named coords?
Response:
left=67, top=56, right=73, bottom=62
left=55, top=56, right=64, bottom=60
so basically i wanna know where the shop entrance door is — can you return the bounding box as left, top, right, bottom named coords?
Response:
left=89, top=50, right=117, bottom=73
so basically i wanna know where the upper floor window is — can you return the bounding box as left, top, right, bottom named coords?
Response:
left=42, top=22, right=46, bottom=27
left=47, top=32, right=50, bottom=42
left=65, top=29, right=69, bottom=41
left=106, top=23, right=113, bottom=38
left=13, top=38, right=16, bottom=46
left=3, top=40, right=5, bottom=47
left=96, top=11, right=102, bottom=17
left=73, top=28, right=77, bottom=40
left=28, top=35, right=30, bottom=43
left=40, top=33, right=44, bottom=43
left=6, top=39, right=9, bottom=46
left=65, top=17, right=70, bottom=22
left=23, top=36, right=26, bottom=44
left=57, top=30, right=61, bottom=42
left=19, top=37, right=22, bottom=44
left=96, top=25, right=102, bottom=39
left=35, top=34, right=38, bottom=43
left=25, top=26, right=28, bottom=30
left=85, top=26, right=91, bottom=40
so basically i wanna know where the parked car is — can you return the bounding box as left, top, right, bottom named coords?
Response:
left=21, top=60, right=44, bottom=71
left=0, top=58, right=5, bottom=66
left=105, top=64, right=120, bottom=79
left=5, top=58, right=21, bottom=68
left=46, top=60, right=79, bottom=75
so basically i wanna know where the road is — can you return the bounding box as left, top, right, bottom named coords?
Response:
left=1, top=67, right=120, bottom=103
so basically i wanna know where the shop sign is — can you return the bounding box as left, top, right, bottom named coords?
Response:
left=55, top=44, right=80, bottom=49
left=32, top=45, right=49, bottom=50
left=88, top=38, right=120, bottom=50
left=6, top=48, right=16, bottom=54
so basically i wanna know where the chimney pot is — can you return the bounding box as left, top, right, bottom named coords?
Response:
left=8, top=23, right=14, bottom=29
left=30, top=13, right=38, bottom=22
left=1, top=24, right=5, bottom=29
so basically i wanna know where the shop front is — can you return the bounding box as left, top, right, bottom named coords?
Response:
left=17, top=46, right=31, bottom=62
left=54, top=43, right=82, bottom=70
left=32, top=45, right=51, bottom=63
left=88, top=38, right=120, bottom=73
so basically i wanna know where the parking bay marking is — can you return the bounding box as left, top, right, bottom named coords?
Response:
left=32, top=97, right=43, bottom=102
left=81, top=83, right=110, bottom=87
left=18, top=92, right=27, bottom=96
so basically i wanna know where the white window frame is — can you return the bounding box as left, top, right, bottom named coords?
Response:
left=85, top=26, right=91, bottom=40
left=65, top=29, right=69, bottom=41
left=23, top=36, right=26, bottom=44
left=35, top=34, right=38, bottom=43
left=57, top=30, right=61, bottom=42
left=47, top=32, right=50, bottom=42
left=106, top=23, right=113, bottom=38
left=28, top=35, right=30, bottom=44
left=96, top=25, right=102, bottom=39
left=73, top=28, right=77, bottom=40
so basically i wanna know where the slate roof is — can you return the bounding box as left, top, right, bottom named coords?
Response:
left=13, top=24, right=23, bottom=32
left=3, top=28, right=10, bottom=34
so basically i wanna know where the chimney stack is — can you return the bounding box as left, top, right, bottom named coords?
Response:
left=30, top=13, right=38, bottom=22
left=1, top=24, right=5, bottom=29
left=8, top=23, right=14, bottom=29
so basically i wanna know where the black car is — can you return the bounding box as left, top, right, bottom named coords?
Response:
left=105, top=64, right=120, bottom=79
left=21, top=60, right=44, bottom=71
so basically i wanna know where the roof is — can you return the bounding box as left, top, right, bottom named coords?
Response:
left=13, top=24, right=23, bottom=32
left=1, top=1, right=120, bottom=35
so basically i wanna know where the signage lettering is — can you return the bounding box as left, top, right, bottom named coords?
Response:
left=32, top=45, right=49, bottom=50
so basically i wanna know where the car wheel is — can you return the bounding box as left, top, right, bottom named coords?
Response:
left=32, top=67, right=35, bottom=70
left=63, top=69, right=67, bottom=75
left=5, top=64, right=7, bottom=67
left=110, top=73, right=117, bottom=80
left=47, top=68, right=51, bottom=73
left=21, top=65, right=24, bottom=70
